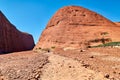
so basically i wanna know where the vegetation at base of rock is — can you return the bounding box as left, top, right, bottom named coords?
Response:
left=90, top=42, right=120, bottom=48
left=51, top=46, right=56, bottom=49
left=41, top=48, right=51, bottom=52
left=34, top=47, right=51, bottom=53
left=34, top=46, right=56, bottom=53
left=100, top=32, right=109, bottom=44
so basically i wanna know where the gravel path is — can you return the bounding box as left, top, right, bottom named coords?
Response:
left=41, top=53, right=108, bottom=80
left=0, top=51, right=111, bottom=80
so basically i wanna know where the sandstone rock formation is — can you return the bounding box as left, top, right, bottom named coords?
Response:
left=114, top=22, right=120, bottom=26
left=35, top=6, right=120, bottom=49
left=0, top=11, right=35, bottom=53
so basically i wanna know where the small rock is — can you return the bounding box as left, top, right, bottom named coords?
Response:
left=113, top=71, right=116, bottom=74
left=69, top=66, right=72, bottom=68
left=90, top=56, right=94, bottom=58
left=104, top=74, right=110, bottom=78
left=80, top=50, right=86, bottom=52
left=82, top=64, right=90, bottom=68
left=35, top=74, right=40, bottom=79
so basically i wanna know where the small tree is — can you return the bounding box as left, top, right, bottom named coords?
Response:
left=101, top=32, right=109, bottom=44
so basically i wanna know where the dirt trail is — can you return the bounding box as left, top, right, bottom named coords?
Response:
left=0, top=50, right=116, bottom=80
left=54, top=48, right=120, bottom=80
left=41, top=53, right=108, bottom=80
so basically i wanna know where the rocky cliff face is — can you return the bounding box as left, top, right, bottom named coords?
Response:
left=0, top=11, right=35, bottom=53
left=35, top=6, right=120, bottom=49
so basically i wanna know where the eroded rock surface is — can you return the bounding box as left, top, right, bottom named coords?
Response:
left=35, top=6, right=120, bottom=49
left=0, top=11, right=35, bottom=53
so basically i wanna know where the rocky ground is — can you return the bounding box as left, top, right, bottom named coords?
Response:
left=41, top=53, right=108, bottom=80
left=54, top=47, right=120, bottom=80
left=0, top=47, right=119, bottom=80
left=0, top=51, right=48, bottom=80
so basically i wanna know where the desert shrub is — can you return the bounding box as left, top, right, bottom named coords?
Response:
left=34, top=47, right=51, bottom=53
left=101, top=32, right=109, bottom=35
left=41, top=48, right=50, bottom=52
left=38, top=47, right=41, bottom=49
left=89, top=38, right=101, bottom=43
left=91, top=42, right=120, bottom=48
left=35, top=47, right=41, bottom=50
left=51, top=46, right=56, bottom=49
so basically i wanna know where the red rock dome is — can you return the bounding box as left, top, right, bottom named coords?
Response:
left=35, top=6, right=120, bottom=49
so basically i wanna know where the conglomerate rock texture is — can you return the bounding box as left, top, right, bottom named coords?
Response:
left=0, top=11, right=35, bottom=53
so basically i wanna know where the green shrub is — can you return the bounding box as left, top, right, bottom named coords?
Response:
left=90, top=42, right=120, bottom=48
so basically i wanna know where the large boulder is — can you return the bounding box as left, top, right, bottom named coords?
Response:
left=35, top=6, right=120, bottom=49
left=0, top=11, right=35, bottom=53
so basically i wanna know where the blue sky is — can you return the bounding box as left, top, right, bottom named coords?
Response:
left=0, top=0, right=120, bottom=43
